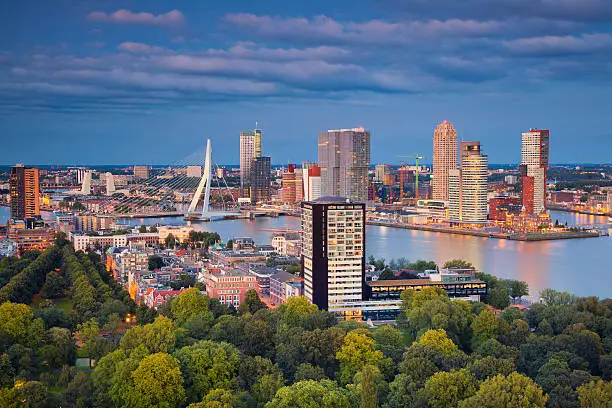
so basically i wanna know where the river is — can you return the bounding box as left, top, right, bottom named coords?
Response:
left=1, top=206, right=610, bottom=299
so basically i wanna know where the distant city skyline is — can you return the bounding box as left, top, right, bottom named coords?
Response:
left=1, top=1, right=612, bottom=164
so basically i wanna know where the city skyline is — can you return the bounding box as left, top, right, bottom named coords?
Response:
left=1, top=0, right=611, bottom=165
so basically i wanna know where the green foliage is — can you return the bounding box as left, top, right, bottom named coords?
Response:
left=238, top=289, right=267, bottom=315
left=266, top=379, right=358, bottom=408
left=459, top=372, right=548, bottom=408
left=540, top=288, right=576, bottom=306
left=418, top=329, right=458, bottom=355
left=424, top=369, right=476, bottom=408
left=378, top=268, right=395, bottom=280
left=336, top=329, right=386, bottom=385
left=171, top=288, right=211, bottom=325
left=174, top=340, right=240, bottom=403
left=120, top=315, right=177, bottom=354
left=148, top=254, right=164, bottom=270
left=576, top=379, right=612, bottom=408
left=127, top=352, right=186, bottom=408
left=443, top=259, right=474, bottom=269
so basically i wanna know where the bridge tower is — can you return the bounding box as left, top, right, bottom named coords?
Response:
left=187, top=139, right=213, bottom=219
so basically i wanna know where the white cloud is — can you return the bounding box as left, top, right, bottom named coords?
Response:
left=87, top=9, right=185, bottom=26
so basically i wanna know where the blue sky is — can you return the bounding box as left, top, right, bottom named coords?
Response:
left=1, top=0, right=611, bottom=165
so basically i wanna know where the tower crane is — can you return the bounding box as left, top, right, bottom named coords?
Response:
left=397, top=154, right=427, bottom=200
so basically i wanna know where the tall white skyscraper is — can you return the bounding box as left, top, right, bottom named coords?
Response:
left=448, top=142, right=488, bottom=223
left=432, top=120, right=458, bottom=201
left=521, top=129, right=550, bottom=213
left=318, top=127, right=370, bottom=203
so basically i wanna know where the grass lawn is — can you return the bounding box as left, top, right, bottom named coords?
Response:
left=31, top=294, right=73, bottom=313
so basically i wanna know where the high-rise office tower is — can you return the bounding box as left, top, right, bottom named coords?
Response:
left=282, top=164, right=297, bottom=203
left=521, top=129, right=550, bottom=213
left=133, top=165, right=149, bottom=180
left=105, top=172, right=116, bottom=196
left=318, top=127, right=370, bottom=203
left=448, top=142, right=488, bottom=223
left=301, top=198, right=365, bottom=311
left=10, top=164, right=40, bottom=220
left=240, top=127, right=263, bottom=196
left=295, top=170, right=304, bottom=202
left=432, top=120, right=458, bottom=201
left=251, top=156, right=271, bottom=203
left=81, top=171, right=92, bottom=195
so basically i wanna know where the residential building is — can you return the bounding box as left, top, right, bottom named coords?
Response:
left=521, top=129, right=550, bottom=213
left=202, top=267, right=259, bottom=307
left=269, top=270, right=302, bottom=305
left=133, top=165, right=149, bottom=180
left=318, top=128, right=370, bottom=203
left=301, top=198, right=365, bottom=311
left=271, top=231, right=301, bottom=256
left=251, top=156, right=271, bottom=203
left=432, top=120, right=458, bottom=201
left=10, top=164, right=40, bottom=220
left=7, top=223, right=55, bottom=253
left=448, top=142, right=488, bottom=223
left=186, top=165, right=202, bottom=178
left=295, top=170, right=304, bottom=202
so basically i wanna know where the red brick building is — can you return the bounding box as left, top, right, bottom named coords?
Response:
left=521, top=175, right=535, bottom=214
left=489, top=196, right=521, bottom=222
left=202, top=268, right=259, bottom=307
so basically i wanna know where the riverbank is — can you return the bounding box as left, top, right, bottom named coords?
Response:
left=547, top=203, right=610, bottom=217
left=366, top=220, right=600, bottom=241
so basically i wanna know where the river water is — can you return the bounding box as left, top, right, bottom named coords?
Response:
left=2, top=206, right=610, bottom=299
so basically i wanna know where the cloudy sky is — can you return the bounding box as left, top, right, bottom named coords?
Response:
left=1, top=0, right=611, bottom=165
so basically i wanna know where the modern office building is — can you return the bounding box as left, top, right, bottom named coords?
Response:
left=519, top=164, right=535, bottom=214
left=432, top=120, right=458, bottom=201
left=251, top=156, right=271, bottom=203
left=521, top=129, right=550, bottom=213
left=302, top=164, right=322, bottom=202
left=375, top=164, right=391, bottom=183
left=281, top=164, right=297, bottom=203
left=133, top=165, right=149, bottom=180
left=448, top=142, right=488, bottom=223
left=301, top=198, right=366, bottom=311
left=318, top=128, right=370, bottom=203
left=240, top=126, right=263, bottom=195
left=10, top=164, right=40, bottom=220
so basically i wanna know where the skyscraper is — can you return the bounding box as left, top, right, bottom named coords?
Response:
left=521, top=129, right=550, bottom=213
left=448, top=142, right=488, bottom=223
left=10, top=164, right=40, bottom=220
left=301, top=198, right=365, bottom=311
left=281, top=164, right=297, bottom=203
left=318, top=127, right=370, bottom=203
left=251, top=156, right=271, bottom=203
left=432, top=120, right=458, bottom=201
left=240, top=127, right=263, bottom=196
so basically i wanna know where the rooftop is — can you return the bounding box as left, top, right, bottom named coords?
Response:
left=368, top=278, right=485, bottom=287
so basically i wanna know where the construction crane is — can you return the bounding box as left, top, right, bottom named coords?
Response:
left=397, top=154, right=427, bottom=200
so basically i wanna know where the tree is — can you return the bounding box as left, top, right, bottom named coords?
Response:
left=148, top=255, right=164, bottom=271
left=378, top=268, right=395, bottom=280
left=336, top=329, right=385, bottom=385
left=138, top=225, right=148, bottom=233
left=0, top=302, right=43, bottom=350
left=418, top=329, right=458, bottom=356
left=266, top=379, right=358, bottom=408
left=471, top=309, right=504, bottom=345
left=174, top=340, right=240, bottom=403
left=294, top=364, right=326, bottom=381
left=238, top=290, right=267, bottom=315
left=443, top=259, right=474, bottom=269
left=409, top=260, right=437, bottom=272
left=126, top=352, right=186, bottom=408
left=120, top=315, right=177, bottom=354
left=226, top=239, right=233, bottom=249
left=171, top=288, right=210, bottom=325
left=166, top=233, right=177, bottom=249
left=459, top=372, right=548, bottom=408
left=358, top=365, right=379, bottom=408
left=373, top=325, right=405, bottom=364
left=424, top=369, right=476, bottom=408
left=508, top=280, right=529, bottom=300
left=467, top=356, right=515, bottom=381
left=43, top=271, right=66, bottom=298
left=576, top=379, right=612, bottom=408
left=540, top=289, right=575, bottom=306
left=275, top=296, right=318, bottom=328
left=487, top=287, right=510, bottom=310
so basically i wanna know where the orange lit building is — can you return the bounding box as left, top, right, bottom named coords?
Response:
left=489, top=196, right=521, bottom=222
left=281, top=164, right=297, bottom=203
left=520, top=166, right=535, bottom=215
left=202, top=267, right=259, bottom=307
left=10, top=165, right=40, bottom=220
left=8, top=224, right=55, bottom=253
left=505, top=211, right=552, bottom=232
